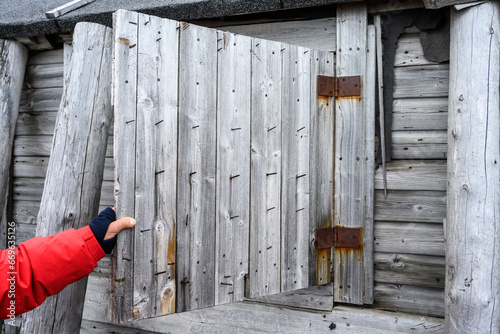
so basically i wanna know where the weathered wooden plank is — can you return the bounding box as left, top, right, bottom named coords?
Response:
left=374, top=283, right=444, bottom=317
left=176, top=20, right=218, bottom=312
left=374, top=190, right=446, bottom=223
left=23, top=63, right=64, bottom=89
left=21, top=22, right=113, bottom=334
left=392, top=97, right=448, bottom=131
left=11, top=200, right=39, bottom=225
left=446, top=2, right=500, bottom=333
left=0, top=39, right=28, bottom=249
left=363, top=24, right=376, bottom=305
left=19, top=87, right=64, bottom=112
left=281, top=44, right=311, bottom=293
left=27, top=49, right=64, bottom=65
left=82, top=275, right=111, bottom=323
left=393, top=64, right=449, bottom=98
left=374, top=253, right=445, bottom=289
left=215, top=31, right=251, bottom=305
left=220, top=18, right=336, bottom=51
left=309, top=50, right=334, bottom=286
left=249, top=37, right=282, bottom=298
left=13, top=135, right=113, bottom=157
left=14, top=111, right=57, bottom=135
left=247, top=283, right=334, bottom=312
left=394, top=34, right=440, bottom=67
left=124, top=302, right=444, bottom=334
left=132, top=12, right=179, bottom=319
left=391, top=130, right=447, bottom=160
left=423, top=0, right=481, bottom=9
left=374, top=222, right=445, bottom=256
left=112, top=9, right=139, bottom=324
left=375, top=160, right=447, bottom=191
left=11, top=177, right=44, bottom=201
left=334, top=3, right=369, bottom=305
left=81, top=319, right=158, bottom=334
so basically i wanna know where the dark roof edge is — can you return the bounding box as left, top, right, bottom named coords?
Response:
left=0, top=0, right=360, bottom=39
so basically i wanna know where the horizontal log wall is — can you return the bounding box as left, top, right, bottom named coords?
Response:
left=373, top=29, right=447, bottom=317
left=11, top=48, right=114, bottom=322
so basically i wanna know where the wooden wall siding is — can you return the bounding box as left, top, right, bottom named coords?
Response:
left=215, top=31, right=251, bottom=305
left=309, top=50, right=335, bottom=286
left=0, top=39, right=28, bottom=250
left=373, top=28, right=448, bottom=317
left=218, top=18, right=336, bottom=52
left=334, top=3, right=375, bottom=305
left=113, top=10, right=336, bottom=320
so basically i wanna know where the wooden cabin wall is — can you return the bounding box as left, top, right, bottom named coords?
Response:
left=373, top=27, right=447, bottom=317
left=11, top=47, right=115, bottom=322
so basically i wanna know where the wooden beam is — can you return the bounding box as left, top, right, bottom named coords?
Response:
left=334, top=3, right=374, bottom=305
left=20, top=22, right=112, bottom=333
left=446, top=2, right=500, bottom=333
left=423, top=0, right=486, bottom=9
left=0, top=39, right=28, bottom=249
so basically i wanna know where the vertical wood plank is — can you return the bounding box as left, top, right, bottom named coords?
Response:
left=133, top=13, right=179, bottom=319
left=309, top=50, right=335, bottom=286
left=0, top=39, right=28, bottom=249
left=215, top=31, right=251, bottom=305
left=281, top=44, right=311, bottom=292
left=446, top=3, right=500, bottom=333
left=364, top=24, right=376, bottom=304
left=176, top=22, right=218, bottom=312
left=21, top=22, right=113, bottom=333
left=112, top=9, right=139, bottom=324
left=249, top=38, right=282, bottom=298
left=334, top=3, right=369, bottom=305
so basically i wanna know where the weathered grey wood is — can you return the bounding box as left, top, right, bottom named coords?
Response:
left=14, top=36, right=54, bottom=51
left=374, top=160, right=447, bottom=191
left=249, top=37, right=282, bottom=298
left=374, top=190, right=446, bottom=223
left=215, top=31, right=251, bottom=305
left=393, top=64, right=449, bottom=98
left=19, top=87, right=64, bottom=112
left=81, top=319, right=158, bottom=334
left=374, top=283, right=444, bottom=317
left=176, top=19, right=218, bottom=312
left=13, top=111, right=57, bottom=135
left=63, top=43, right=73, bottom=82
left=394, top=34, right=440, bottom=67
left=11, top=200, right=39, bottom=225
left=246, top=283, right=334, bottom=312
left=334, top=3, right=369, bottom=305
left=123, top=302, right=444, bottom=334
left=309, top=50, right=334, bottom=286
left=281, top=44, right=311, bottom=293
left=220, top=18, right=336, bottom=51
left=13, top=135, right=113, bottom=157
left=0, top=39, right=28, bottom=250
left=112, top=9, right=139, bottom=324
left=446, top=2, right=500, bottom=333
left=392, top=97, right=448, bottom=131
left=23, top=63, right=64, bottom=89
left=27, top=49, right=64, bottom=65
left=363, top=24, right=376, bottom=305
left=135, top=12, right=179, bottom=319
left=374, top=253, right=445, bottom=289
left=368, top=0, right=424, bottom=13
left=391, top=130, right=448, bottom=160
left=21, top=22, right=112, bottom=334
left=11, top=177, right=44, bottom=201
left=375, top=15, right=387, bottom=199
left=374, top=222, right=445, bottom=256
left=423, top=0, right=482, bottom=9
left=82, top=275, right=111, bottom=323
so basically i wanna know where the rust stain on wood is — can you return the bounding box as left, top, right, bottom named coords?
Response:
left=117, top=37, right=130, bottom=45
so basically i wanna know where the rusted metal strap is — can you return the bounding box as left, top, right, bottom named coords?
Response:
left=315, top=226, right=362, bottom=250
left=317, top=75, right=361, bottom=98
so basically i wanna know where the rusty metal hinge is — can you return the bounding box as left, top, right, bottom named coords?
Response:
left=315, top=226, right=362, bottom=250
left=317, top=75, right=361, bottom=97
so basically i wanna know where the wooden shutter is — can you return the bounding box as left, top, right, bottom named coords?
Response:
left=112, top=9, right=366, bottom=322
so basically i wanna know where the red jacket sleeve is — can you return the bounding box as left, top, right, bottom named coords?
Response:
left=0, top=225, right=105, bottom=319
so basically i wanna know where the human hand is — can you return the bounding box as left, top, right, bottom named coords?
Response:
left=89, top=207, right=136, bottom=254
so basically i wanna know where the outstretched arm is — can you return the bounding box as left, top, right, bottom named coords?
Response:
left=0, top=208, right=135, bottom=319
